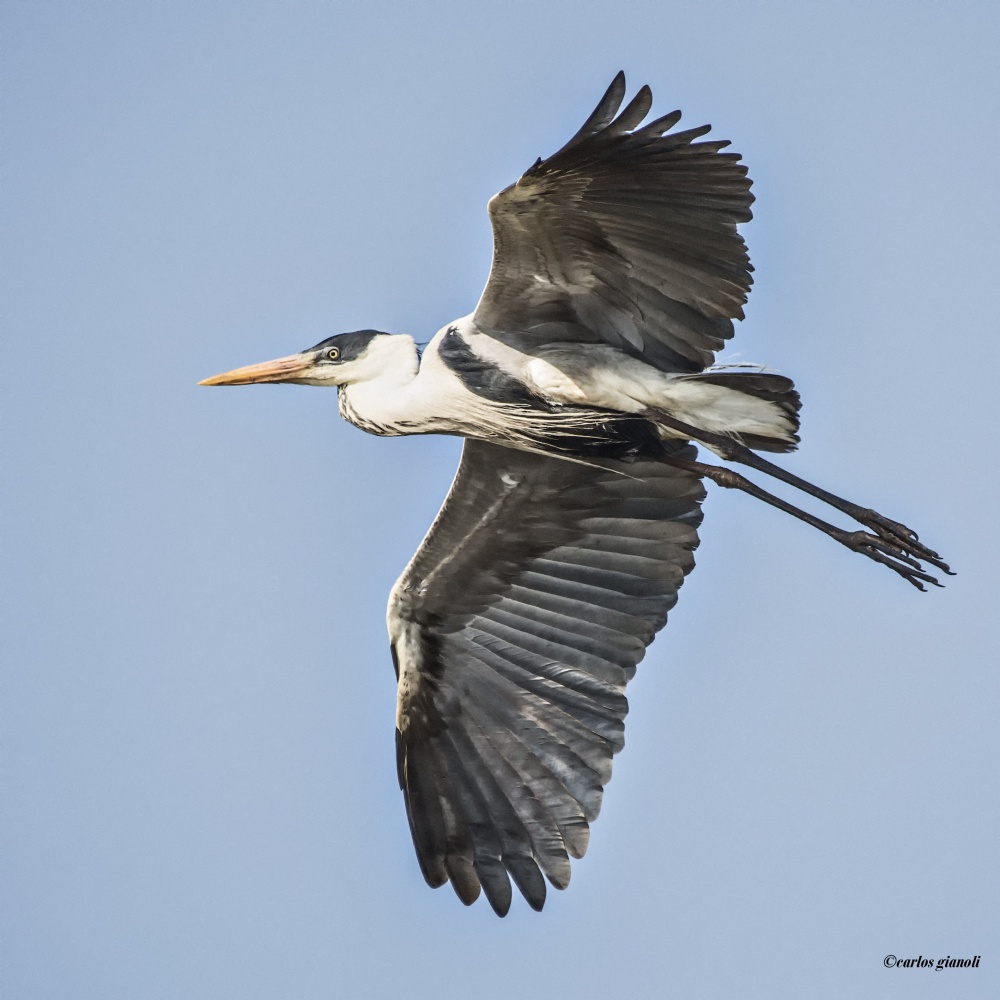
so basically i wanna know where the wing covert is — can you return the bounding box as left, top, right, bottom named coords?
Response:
left=473, top=72, right=754, bottom=373
left=387, top=439, right=704, bottom=914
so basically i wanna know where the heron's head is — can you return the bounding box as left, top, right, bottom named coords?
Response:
left=199, top=330, right=415, bottom=388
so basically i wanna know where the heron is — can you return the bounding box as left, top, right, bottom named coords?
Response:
left=200, top=74, right=950, bottom=916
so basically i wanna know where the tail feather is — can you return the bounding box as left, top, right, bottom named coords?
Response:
left=694, top=371, right=800, bottom=414
left=651, top=371, right=802, bottom=454
left=693, top=371, right=800, bottom=452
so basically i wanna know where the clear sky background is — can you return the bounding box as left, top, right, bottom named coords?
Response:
left=3, top=2, right=998, bottom=998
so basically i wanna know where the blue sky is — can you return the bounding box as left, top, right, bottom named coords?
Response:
left=3, top=2, right=998, bottom=998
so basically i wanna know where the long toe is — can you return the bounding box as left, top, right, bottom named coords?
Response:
left=857, top=510, right=953, bottom=576
left=836, top=529, right=944, bottom=591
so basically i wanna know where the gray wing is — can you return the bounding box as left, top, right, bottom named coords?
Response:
left=473, top=72, right=753, bottom=373
left=387, top=439, right=704, bottom=914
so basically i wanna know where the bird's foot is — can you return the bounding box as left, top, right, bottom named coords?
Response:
left=848, top=508, right=953, bottom=581
left=831, top=524, right=946, bottom=591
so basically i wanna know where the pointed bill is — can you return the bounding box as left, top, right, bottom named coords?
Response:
left=198, top=352, right=314, bottom=386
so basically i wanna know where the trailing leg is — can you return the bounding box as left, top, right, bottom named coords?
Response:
left=649, top=409, right=952, bottom=580
left=660, top=452, right=945, bottom=591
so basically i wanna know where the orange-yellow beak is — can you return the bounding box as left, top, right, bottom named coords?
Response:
left=198, top=352, right=315, bottom=386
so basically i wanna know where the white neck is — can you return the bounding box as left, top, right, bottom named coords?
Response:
left=338, top=324, right=511, bottom=439
left=339, top=332, right=474, bottom=437
left=335, top=335, right=415, bottom=433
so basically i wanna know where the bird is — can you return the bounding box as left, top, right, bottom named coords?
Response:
left=199, top=73, right=950, bottom=916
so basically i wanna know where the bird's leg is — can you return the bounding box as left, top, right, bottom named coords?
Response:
left=717, top=442, right=950, bottom=571
left=652, top=412, right=952, bottom=579
left=661, top=452, right=943, bottom=590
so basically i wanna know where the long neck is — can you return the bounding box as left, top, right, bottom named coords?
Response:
left=338, top=335, right=432, bottom=436
left=339, top=326, right=518, bottom=439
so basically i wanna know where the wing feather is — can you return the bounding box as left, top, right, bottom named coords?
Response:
left=560, top=71, right=628, bottom=149
left=388, top=439, right=703, bottom=912
left=473, top=75, right=752, bottom=372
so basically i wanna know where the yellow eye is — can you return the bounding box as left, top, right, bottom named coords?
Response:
left=327, top=347, right=340, bottom=361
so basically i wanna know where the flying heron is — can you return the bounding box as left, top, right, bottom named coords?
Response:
left=200, top=74, right=950, bottom=916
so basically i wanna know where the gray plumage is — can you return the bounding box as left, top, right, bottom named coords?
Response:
left=389, top=440, right=704, bottom=914
left=474, top=71, right=753, bottom=374
left=383, top=78, right=749, bottom=910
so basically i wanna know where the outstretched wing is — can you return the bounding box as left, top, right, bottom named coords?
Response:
left=473, top=72, right=753, bottom=374
left=387, top=439, right=704, bottom=915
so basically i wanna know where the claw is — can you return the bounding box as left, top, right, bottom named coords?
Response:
left=834, top=527, right=943, bottom=591
left=854, top=509, right=953, bottom=576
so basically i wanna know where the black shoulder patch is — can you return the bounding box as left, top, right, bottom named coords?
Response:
left=305, top=329, right=387, bottom=361
left=545, top=414, right=669, bottom=461
left=438, top=327, right=542, bottom=406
